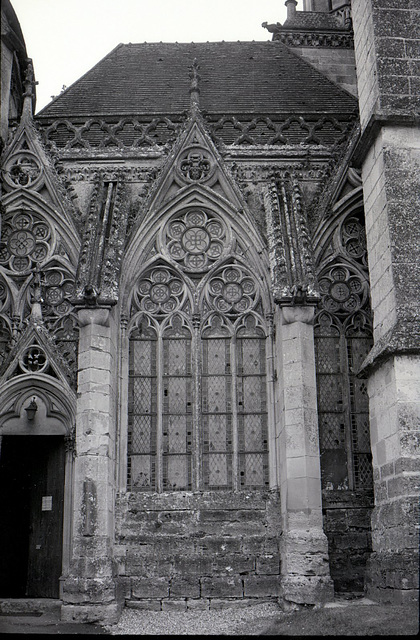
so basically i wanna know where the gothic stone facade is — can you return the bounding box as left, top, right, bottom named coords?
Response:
left=0, top=0, right=418, bottom=624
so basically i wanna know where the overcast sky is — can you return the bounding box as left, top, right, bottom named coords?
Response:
left=11, top=0, right=288, bottom=113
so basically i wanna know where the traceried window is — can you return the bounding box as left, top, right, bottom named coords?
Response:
left=127, top=207, right=270, bottom=492
left=315, top=212, right=373, bottom=490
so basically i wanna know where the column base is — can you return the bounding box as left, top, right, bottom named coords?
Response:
left=60, top=575, right=125, bottom=624
left=280, top=575, right=334, bottom=608
left=61, top=602, right=123, bottom=625
left=280, top=529, right=334, bottom=606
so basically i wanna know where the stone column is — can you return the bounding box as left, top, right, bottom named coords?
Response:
left=277, top=305, right=334, bottom=607
left=351, top=0, right=420, bottom=604
left=61, top=307, right=122, bottom=624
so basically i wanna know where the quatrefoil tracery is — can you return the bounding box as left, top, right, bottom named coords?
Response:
left=177, top=148, right=214, bottom=183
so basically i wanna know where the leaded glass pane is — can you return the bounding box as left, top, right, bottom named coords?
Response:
left=241, top=376, right=266, bottom=413
left=238, top=414, right=267, bottom=451
left=239, top=453, right=267, bottom=487
left=128, top=334, right=158, bottom=491
left=130, top=455, right=155, bottom=490
left=204, top=453, right=231, bottom=488
left=162, top=331, right=192, bottom=491
left=236, top=335, right=268, bottom=488
left=163, top=454, right=191, bottom=491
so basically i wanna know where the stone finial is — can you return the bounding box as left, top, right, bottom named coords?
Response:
left=189, top=58, right=200, bottom=110
left=30, top=267, right=44, bottom=324
left=22, top=59, right=38, bottom=120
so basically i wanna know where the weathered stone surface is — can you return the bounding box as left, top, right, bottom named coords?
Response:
left=243, top=575, right=281, bottom=597
left=200, top=576, right=243, bottom=598
left=60, top=603, right=122, bottom=625
left=281, top=575, right=334, bottom=605
left=131, top=577, right=170, bottom=599
left=170, top=577, right=200, bottom=598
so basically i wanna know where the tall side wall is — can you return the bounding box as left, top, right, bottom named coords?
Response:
left=351, top=0, right=420, bottom=604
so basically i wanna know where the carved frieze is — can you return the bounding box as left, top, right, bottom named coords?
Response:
left=37, top=113, right=354, bottom=154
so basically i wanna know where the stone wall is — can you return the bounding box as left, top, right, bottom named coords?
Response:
left=351, top=0, right=420, bottom=605
left=115, top=490, right=282, bottom=610
left=322, top=491, right=373, bottom=593
left=290, top=47, right=357, bottom=97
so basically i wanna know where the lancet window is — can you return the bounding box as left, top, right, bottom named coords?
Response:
left=315, top=212, right=373, bottom=490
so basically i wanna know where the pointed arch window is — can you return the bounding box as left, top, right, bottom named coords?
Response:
left=127, top=221, right=271, bottom=492
left=315, top=211, right=373, bottom=490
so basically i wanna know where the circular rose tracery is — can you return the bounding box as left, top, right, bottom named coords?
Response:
left=319, top=265, right=368, bottom=316
left=133, top=267, right=185, bottom=316
left=206, top=266, right=259, bottom=315
left=0, top=211, right=52, bottom=273
left=164, top=209, right=227, bottom=274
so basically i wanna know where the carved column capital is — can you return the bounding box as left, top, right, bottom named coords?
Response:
left=281, top=305, right=315, bottom=325
left=77, top=307, right=111, bottom=327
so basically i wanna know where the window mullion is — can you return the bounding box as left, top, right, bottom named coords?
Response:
left=192, top=320, right=201, bottom=491
left=231, top=333, right=238, bottom=491
left=156, top=332, right=163, bottom=493
left=340, top=330, right=355, bottom=491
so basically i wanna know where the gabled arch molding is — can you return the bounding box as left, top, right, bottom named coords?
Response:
left=121, top=183, right=269, bottom=311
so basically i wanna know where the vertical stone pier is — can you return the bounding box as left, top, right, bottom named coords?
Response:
left=352, top=0, right=420, bottom=604
left=61, top=307, right=122, bottom=624
left=277, top=305, right=334, bottom=607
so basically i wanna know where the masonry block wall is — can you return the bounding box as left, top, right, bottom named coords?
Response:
left=291, top=47, right=357, bottom=97
left=351, top=0, right=420, bottom=604
left=115, top=491, right=282, bottom=610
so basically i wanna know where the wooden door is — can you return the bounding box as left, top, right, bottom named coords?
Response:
left=0, top=436, right=65, bottom=598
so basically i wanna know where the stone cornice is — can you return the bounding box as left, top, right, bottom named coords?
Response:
left=358, top=318, right=420, bottom=377
left=273, top=30, right=354, bottom=49
left=352, top=112, right=420, bottom=168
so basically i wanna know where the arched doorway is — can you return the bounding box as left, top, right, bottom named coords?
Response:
left=0, top=435, right=65, bottom=597
left=0, top=384, right=75, bottom=598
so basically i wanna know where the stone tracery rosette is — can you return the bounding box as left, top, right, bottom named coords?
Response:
left=0, top=210, right=53, bottom=274
left=340, top=215, right=367, bottom=267
left=176, top=147, right=215, bottom=184
left=43, top=268, right=76, bottom=317
left=19, top=344, right=48, bottom=374
left=132, top=266, right=187, bottom=317
left=3, top=152, right=44, bottom=191
left=205, top=265, right=260, bottom=316
left=163, top=208, right=229, bottom=274
left=318, top=264, right=368, bottom=316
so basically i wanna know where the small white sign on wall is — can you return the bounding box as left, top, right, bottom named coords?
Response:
left=42, top=496, right=52, bottom=511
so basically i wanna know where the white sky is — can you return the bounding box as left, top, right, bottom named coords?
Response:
left=11, top=0, right=288, bottom=113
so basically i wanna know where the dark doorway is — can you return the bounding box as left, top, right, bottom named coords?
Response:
left=0, top=435, right=65, bottom=598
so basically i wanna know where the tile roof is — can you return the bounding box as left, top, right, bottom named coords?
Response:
left=37, top=41, right=357, bottom=118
